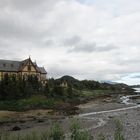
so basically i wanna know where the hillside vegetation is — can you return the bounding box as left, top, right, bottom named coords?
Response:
left=0, top=75, right=134, bottom=111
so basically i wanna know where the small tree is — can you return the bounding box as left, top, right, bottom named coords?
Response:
left=52, top=86, right=64, bottom=97
left=44, top=83, right=51, bottom=97
left=67, top=84, right=73, bottom=98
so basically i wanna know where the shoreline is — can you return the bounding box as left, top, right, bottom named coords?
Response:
left=0, top=92, right=140, bottom=140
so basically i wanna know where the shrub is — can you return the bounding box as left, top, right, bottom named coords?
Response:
left=49, top=122, right=64, bottom=140
left=70, top=119, right=92, bottom=140
left=97, top=134, right=106, bottom=140
left=113, top=119, right=125, bottom=140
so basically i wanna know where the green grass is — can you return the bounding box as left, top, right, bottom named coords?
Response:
left=0, top=89, right=118, bottom=111
left=113, top=119, right=125, bottom=140
left=81, top=89, right=114, bottom=97
left=0, top=95, right=63, bottom=111
left=0, top=89, right=115, bottom=111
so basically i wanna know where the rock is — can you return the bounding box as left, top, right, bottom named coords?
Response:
left=12, top=126, right=21, bottom=131
left=19, top=120, right=26, bottom=123
left=108, top=116, right=114, bottom=119
left=37, top=119, right=44, bottom=123
left=126, top=122, right=130, bottom=125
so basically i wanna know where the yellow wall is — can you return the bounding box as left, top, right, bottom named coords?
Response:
left=22, top=66, right=36, bottom=72
left=0, top=72, right=2, bottom=80
left=21, top=72, right=37, bottom=75
left=40, top=74, right=46, bottom=80
left=0, top=72, right=18, bottom=80
left=0, top=71, right=46, bottom=81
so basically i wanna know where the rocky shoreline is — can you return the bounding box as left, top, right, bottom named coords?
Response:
left=0, top=92, right=140, bottom=140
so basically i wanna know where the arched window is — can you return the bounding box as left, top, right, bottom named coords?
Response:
left=24, top=73, right=28, bottom=80
left=4, top=73, right=8, bottom=80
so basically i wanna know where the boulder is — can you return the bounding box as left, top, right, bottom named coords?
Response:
left=12, top=126, right=21, bottom=131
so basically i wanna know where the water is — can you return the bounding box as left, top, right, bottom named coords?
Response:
left=120, top=88, right=140, bottom=105
left=134, top=88, right=140, bottom=93
left=120, top=96, right=133, bottom=105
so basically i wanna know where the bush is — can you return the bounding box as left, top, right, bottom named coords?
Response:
left=97, top=134, right=106, bottom=140
left=70, top=119, right=92, bottom=140
left=114, top=119, right=125, bottom=140
left=49, top=122, right=64, bottom=140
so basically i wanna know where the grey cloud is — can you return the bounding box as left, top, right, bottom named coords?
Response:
left=0, top=18, right=33, bottom=39
left=131, top=75, right=140, bottom=79
left=0, top=12, right=45, bottom=42
left=44, top=39, right=55, bottom=46
left=47, top=65, right=82, bottom=79
left=63, top=35, right=81, bottom=46
left=0, top=0, right=65, bottom=46
left=0, top=0, right=140, bottom=85
left=0, top=0, right=55, bottom=11
left=68, top=42, right=116, bottom=53
left=95, top=44, right=116, bottom=52
left=69, top=42, right=96, bottom=53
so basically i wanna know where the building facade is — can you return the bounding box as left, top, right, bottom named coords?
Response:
left=0, top=57, right=47, bottom=84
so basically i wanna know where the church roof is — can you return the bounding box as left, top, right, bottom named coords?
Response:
left=38, top=67, right=47, bottom=74
left=0, top=58, right=47, bottom=74
left=0, top=59, right=20, bottom=72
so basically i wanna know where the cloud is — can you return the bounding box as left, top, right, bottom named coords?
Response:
left=130, top=75, right=140, bottom=79
left=0, top=0, right=140, bottom=85
left=67, top=41, right=116, bottom=53
left=63, top=35, right=81, bottom=46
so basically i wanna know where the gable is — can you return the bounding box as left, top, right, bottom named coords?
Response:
left=21, top=59, right=38, bottom=72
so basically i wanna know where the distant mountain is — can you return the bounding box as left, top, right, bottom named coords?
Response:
left=100, top=81, right=118, bottom=85
left=56, top=75, right=79, bottom=82
left=131, top=85, right=140, bottom=88
left=54, top=75, right=134, bottom=93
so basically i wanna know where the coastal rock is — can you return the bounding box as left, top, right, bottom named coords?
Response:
left=12, top=126, right=21, bottom=131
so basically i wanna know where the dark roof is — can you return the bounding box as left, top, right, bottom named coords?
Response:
left=0, top=59, right=20, bottom=72
left=38, top=67, right=47, bottom=74
left=0, top=58, right=47, bottom=74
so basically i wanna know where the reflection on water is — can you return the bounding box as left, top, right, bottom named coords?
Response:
left=120, top=88, right=140, bottom=105
left=120, top=96, right=133, bottom=105
left=134, top=88, right=140, bottom=93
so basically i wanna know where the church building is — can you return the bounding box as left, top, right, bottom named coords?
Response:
left=0, top=57, right=47, bottom=84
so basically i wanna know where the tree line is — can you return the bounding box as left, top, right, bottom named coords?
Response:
left=0, top=75, right=133, bottom=101
left=0, top=75, right=74, bottom=100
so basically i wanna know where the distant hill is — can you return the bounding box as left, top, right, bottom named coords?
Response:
left=54, top=75, right=134, bottom=92
left=56, top=75, right=79, bottom=82
left=100, top=81, right=118, bottom=85
left=131, top=85, right=140, bottom=88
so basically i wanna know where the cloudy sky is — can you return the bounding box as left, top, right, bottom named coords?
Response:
left=0, top=0, right=140, bottom=85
